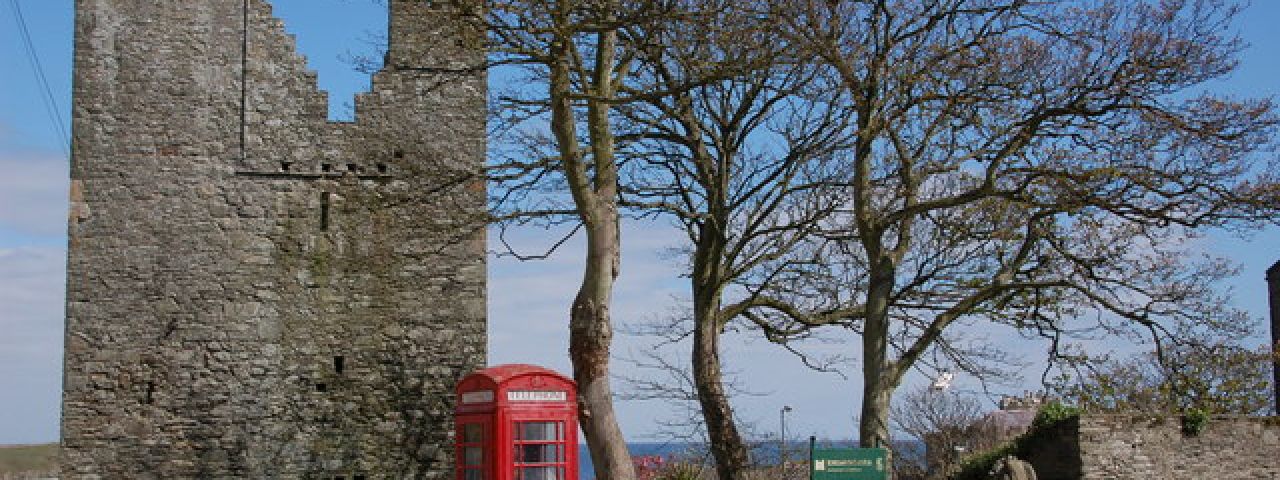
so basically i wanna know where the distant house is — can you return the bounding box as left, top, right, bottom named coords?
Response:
left=983, top=392, right=1047, bottom=440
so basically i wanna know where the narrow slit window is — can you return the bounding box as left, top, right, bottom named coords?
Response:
left=316, top=383, right=328, bottom=393
left=334, top=356, right=345, bottom=374
left=320, top=192, right=331, bottom=231
left=145, top=382, right=155, bottom=405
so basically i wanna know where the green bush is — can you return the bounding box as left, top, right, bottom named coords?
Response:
left=1181, top=408, right=1210, bottom=436
left=1031, top=402, right=1081, bottom=430
left=950, top=442, right=1016, bottom=480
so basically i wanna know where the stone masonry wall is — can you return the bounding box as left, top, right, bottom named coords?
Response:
left=61, top=1, right=486, bottom=478
left=1024, top=415, right=1280, bottom=479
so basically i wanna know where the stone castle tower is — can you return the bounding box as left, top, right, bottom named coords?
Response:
left=61, top=1, right=486, bottom=477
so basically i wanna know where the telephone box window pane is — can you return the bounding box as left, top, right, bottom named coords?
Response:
left=463, top=423, right=484, bottom=443
left=519, top=466, right=561, bottom=480
left=464, top=446, right=484, bottom=466
left=517, top=444, right=561, bottom=464
left=465, top=470, right=485, bottom=480
left=518, top=422, right=560, bottom=441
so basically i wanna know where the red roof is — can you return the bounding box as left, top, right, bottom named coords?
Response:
left=464, top=364, right=573, bottom=385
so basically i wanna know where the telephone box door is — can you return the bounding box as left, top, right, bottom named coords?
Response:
left=511, top=414, right=575, bottom=480
left=456, top=415, right=492, bottom=480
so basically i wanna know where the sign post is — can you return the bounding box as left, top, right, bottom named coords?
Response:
left=808, top=436, right=888, bottom=480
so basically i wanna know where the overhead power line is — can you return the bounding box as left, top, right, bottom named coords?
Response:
left=7, top=0, right=70, bottom=158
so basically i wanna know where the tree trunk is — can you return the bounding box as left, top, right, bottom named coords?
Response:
left=689, top=179, right=750, bottom=480
left=860, top=266, right=898, bottom=478
left=860, top=365, right=899, bottom=480
left=859, top=323, right=895, bottom=451
left=693, top=298, right=751, bottom=480
left=859, top=373, right=895, bottom=454
left=548, top=1, right=634, bottom=476
left=571, top=216, right=635, bottom=480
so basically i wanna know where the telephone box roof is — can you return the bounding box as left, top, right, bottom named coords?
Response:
left=462, top=364, right=573, bottom=386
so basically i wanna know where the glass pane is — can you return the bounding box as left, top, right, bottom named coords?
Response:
left=517, top=422, right=561, bottom=441
left=463, top=423, right=484, bottom=443
left=464, top=446, right=484, bottom=466
left=465, top=469, right=485, bottom=480
left=519, top=466, right=561, bottom=480
left=516, top=444, right=560, bottom=464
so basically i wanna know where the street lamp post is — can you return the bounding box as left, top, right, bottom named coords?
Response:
left=780, top=405, right=793, bottom=466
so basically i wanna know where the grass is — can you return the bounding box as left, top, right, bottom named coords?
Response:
left=0, top=444, right=58, bottom=477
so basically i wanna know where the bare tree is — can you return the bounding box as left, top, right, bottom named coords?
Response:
left=483, top=1, right=1277, bottom=476
left=733, top=0, right=1280, bottom=456
left=615, top=6, right=861, bottom=476
left=484, top=1, right=774, bottom=478
left=483, top=2, right=657, bottom=478
left=891, top=387, right=1010, bottom=479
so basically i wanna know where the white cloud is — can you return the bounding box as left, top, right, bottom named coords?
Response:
left=0, top=152, right=70, bottom=240
left=0, top=246, right=66, bottom=444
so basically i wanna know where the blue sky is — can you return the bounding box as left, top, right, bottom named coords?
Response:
left=0, top=0, right=1277, bottom=446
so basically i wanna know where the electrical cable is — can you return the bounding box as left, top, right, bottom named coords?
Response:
left=6, top=0, right=70, bottom=158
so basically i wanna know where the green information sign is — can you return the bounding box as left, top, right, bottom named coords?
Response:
left=809, top=446, right=888, bottom=480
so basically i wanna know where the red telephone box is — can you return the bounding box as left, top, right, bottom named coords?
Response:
left=455, top=364, right=579, bottom=480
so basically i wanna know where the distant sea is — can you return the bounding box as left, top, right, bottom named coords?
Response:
left=576, top=440, right=924, bottom=479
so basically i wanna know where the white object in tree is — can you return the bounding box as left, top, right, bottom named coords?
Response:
left=930, top=371, right=955, bottom=391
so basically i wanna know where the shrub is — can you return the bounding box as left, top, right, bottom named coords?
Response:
left=1031, top=402, right=1080, bottom=430
left=654, top=462, right=704, bottom=480
left=949, top=442, right=1016, bottom=480
left=1181, top=408, right=1210, bottom=436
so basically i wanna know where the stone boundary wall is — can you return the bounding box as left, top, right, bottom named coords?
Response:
left=1024, top=415, right=1280, bottom=479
